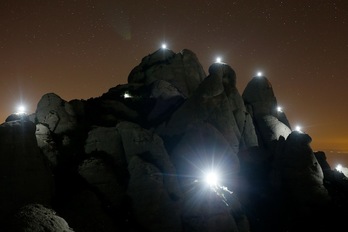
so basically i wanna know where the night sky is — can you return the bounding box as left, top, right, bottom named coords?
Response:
left=1, top=1, right=347, bottom=165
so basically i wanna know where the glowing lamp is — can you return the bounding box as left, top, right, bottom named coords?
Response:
left=215, top=57, right=222, bottom=63
left=161, top=43, right=167, bottom=49
left=277, top=106, right=283, bottom=112
left=16, top=105, right=26, bottom=114
left=294, top=125, right=302, bottom=132
left=257, top=71, right=263, bottom=77
left=123, top=92, right=132, bottom=98
left=204, top=171, right=219, bottom=187
left=336, top=164, right=343, bottom=172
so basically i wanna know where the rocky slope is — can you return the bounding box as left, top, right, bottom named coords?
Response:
left=1, top=48, right=348, bottom=232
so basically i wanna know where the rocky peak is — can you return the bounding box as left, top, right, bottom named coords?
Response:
left=1, top=48, right=347, bottom=232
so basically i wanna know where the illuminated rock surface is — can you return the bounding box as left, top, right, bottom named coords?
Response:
left=1, top=48, right=348, bottom=232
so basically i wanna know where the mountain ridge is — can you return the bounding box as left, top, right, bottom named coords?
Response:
left=1, top=48, right=347, bottom=232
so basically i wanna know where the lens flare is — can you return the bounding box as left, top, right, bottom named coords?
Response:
left=16, top=105, right=26, bottom=114
left=204, top=171, right=219, bottom=187
left=216, top=57, right=222, bottom=63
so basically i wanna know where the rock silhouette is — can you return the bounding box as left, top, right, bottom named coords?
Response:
left=1, top=48, right=348, bottom=232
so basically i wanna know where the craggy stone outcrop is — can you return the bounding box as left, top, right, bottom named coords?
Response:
left=156, top=63, right=258, bottom=156
left=36, top=93, right=77, bottom=135
left=0, top=48, right=347, bottom=232
left=128, top=48, right=206, bottom=98
left=242, top=75, right=291, bottom=151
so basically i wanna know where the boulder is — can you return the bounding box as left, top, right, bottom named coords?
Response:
left=128, top=48, right=206, bottom=97
left=35, top=93, right=77, bottom=135
left=255, top=115, right=292, bottom=149
left=10, top=204, right=74, bottom=232
left=242, top=75, right=291, bottom=150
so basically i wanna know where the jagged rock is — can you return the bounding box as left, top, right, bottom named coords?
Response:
left=2, top=47, right=348, bottom=232
left=156, top=63, right=257, bottom=155
left=116, top=121, right=182, bottom=232
left=242, top=76, right=278, bottom=116
left=255, top=115, right=292, bottom=150
left=314, top=151, right=332, bottom=171
left=243, top=76, right=291, bottom=150
left=208, top=63, right=258, bottom=150
left=10, top=204, right=74, bottom=232
left=35, top=93, right=77, bottom=134
left=128, top=49, right=206, bottom=97
left=0, top=120, right=55, bottom=228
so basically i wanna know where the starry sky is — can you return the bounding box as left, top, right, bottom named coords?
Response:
left=1, top=0, right=347, bottom=166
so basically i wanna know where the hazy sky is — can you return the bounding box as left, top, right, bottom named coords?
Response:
left=1, top=0, right=347, bottom=164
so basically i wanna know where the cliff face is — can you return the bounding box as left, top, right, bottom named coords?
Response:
left=1, top=48, right=347, bottom=232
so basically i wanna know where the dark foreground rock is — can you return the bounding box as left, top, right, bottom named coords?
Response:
left=9, top=204, right=74, bottom=232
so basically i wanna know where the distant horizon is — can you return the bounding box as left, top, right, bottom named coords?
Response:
left=318, top=149, right=348, bottom=168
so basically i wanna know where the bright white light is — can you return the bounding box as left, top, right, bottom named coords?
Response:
left=123, top=92, right=132, bottom=98
left=161, top=43, right=167, bottom=49
left=336, top=164, right=343, bottom=172
left=195, top=168, right=233, bottom=206
left=294, top=125, right=302, bottom=132
left=257, top=71, right=263, bottom=77
left=277, top=106, right=283, bottom=112
left=204, top=171, right=219, bottom=187
left=216, top=57, right=222, bottom=63
left=16, top=105, right=26, bottom=114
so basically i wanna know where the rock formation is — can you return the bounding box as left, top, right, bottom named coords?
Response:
left=1, top=48, right=348, bottom=232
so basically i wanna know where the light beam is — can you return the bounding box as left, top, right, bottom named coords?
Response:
left=16, top=105, right=26, bottom=114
